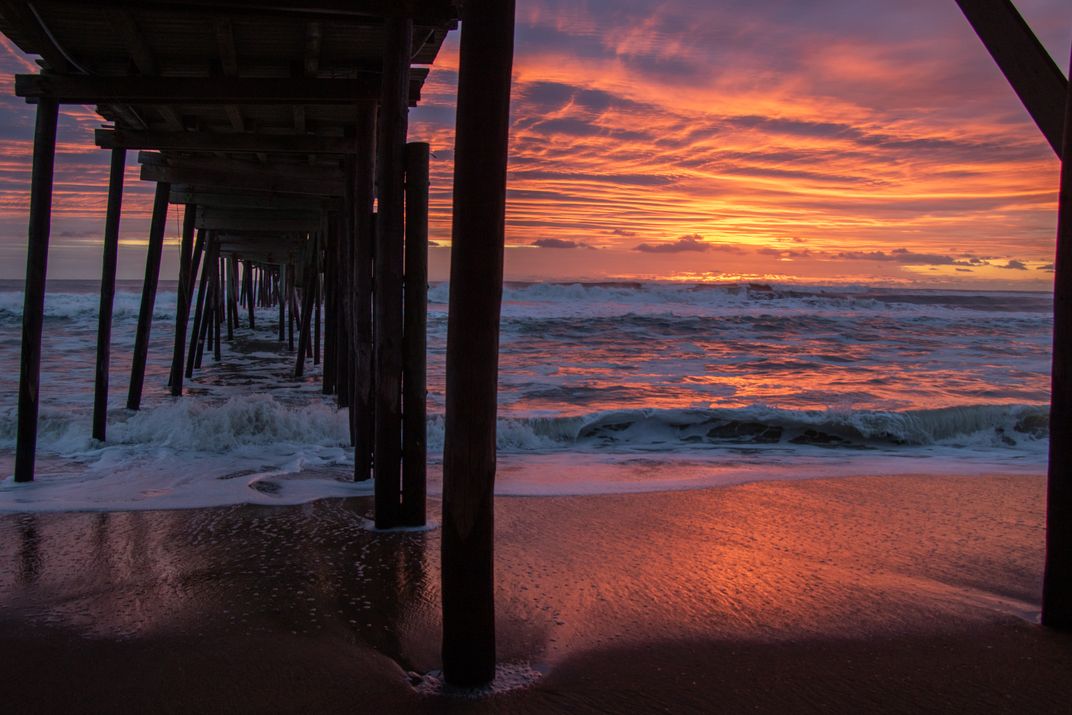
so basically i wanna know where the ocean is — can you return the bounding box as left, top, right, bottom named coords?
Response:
left=0, top=279, right=1053, bottom=511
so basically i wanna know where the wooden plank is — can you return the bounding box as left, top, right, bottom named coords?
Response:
left=169, top=204, right=197, bottom=396
left=169, top=187, right=332, bottom=211
left=140, top=151, right=345, bottom=183
left=126, top=181, right=170, bottom=410
left=13, top=99, right=59, bottom=483
left=955, top=0, right=1067, bottom=156
left=16, top=74, right=426, bottom=106
left=441, top=0, right=516, bottom=687
left=1044, top=46, right=1072, bottom=630
left=96, top=128, right=357, bottom=154
left=37, top=0, right=460, bottom=23
left=140, top=161, right=344, bottom=197
left=373, top=15, right=411, bottom=529
left=402, top=142, right=429, bottom=527
left=92, top=147, right=126, bottom=442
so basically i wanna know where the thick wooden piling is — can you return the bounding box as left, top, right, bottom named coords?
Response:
left=353, top=104, right=377, bottom=483
left=402, top=142, right=429, bottom=526
left=91, top=147, right=126, bottom=442
left=126, top=181, right=170, bottom=411
left=294, top=245, right=316, bottom=377
left=14, top=99, right=59, bottom=482
left=1044, top=48, right=1072, bottom=630
left=333, top=216, right=351, bottom=409
left=244, top=260, right=255, bottom=329
left=168, top=204, right=197, bottom=396
left=278, top=265, right=286, bottom=342
left=322, top=231, right=336, bottom=395
left=288, top=263, right=296, bottom=351
left=187, top=235, right=212, bottom=378
left=373, top=16, right=411, bottom=527
left=314, top=261, right=321, bottom=365
left=213, top=255, right=223, bottom=362
left=441, top=0, right=516, bottom=686
left=225, top=256, right=235, bottom=341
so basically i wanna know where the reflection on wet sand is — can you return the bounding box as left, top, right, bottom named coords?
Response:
left=0, top=476, right=1069, bottom=712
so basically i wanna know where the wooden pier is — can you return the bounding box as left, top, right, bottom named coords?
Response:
left=3, top=0, right=1069, bottom=691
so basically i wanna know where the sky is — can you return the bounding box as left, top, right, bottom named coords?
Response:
left=0, top=0, right=1069, bottom=287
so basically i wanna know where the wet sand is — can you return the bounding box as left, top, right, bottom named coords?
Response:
left=1, top=474, right=1069, bottom=713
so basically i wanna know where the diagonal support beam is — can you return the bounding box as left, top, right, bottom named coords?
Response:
left=954, top=0, right=1068, bottom=156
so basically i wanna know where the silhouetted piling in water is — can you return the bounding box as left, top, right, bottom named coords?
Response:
left=1044, top=45, right=1072, bottom=631
left=441, top=0, right=516, bottom=687
left=169, top=204, right=197, bottom=396
left=278, top=265, right=286, bottom=342
left=127, top=181, right=170, bottom=411
left=373, top=15, right=411, bottom=527
left=14, top=98, right=58, bottom=482
left=187, top=236, right=211, bottom=378
left=402, top=142, right=429, bottom=526
left=244, top=260, right=255, bottom=329
left=92, top=147, right=126, bottom=442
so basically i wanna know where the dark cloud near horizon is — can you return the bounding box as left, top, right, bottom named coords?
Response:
left=533, top=238, right=586, bottom=249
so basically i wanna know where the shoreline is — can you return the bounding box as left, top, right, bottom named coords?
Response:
left=1, top=474, right=1069, bottom=712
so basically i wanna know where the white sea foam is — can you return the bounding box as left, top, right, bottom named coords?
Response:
left=0, top=280, right=1052, bottom=512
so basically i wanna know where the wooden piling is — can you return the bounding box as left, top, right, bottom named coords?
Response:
left=353, top=105, right=377, bottom=482
left=1044, top=47, right=1072, bottom=630
left=441, top=0, right=516, bottom=686
left=14, top=99, right=59, bottom=482
left=213, top=255, right=223, bottom=362
left=225, top=255, right=235, bottom=341
left=294, top=244, right=316, bottom=378
left=91, top=147, right=126, bottom=442
left=126, top=181, right=170, bottom=411
left=314, top=259, right=322, bottom=365
left=278, top=265, right=286, bottom=342
left=244, top=260, right=255, bottom=329
left=187, top=234, right=212, bottom=378
left=402, top=142, right=429, bottom=526
left=373, top=15, right=411, bottom=527
left=322, top=231, right=336, bottom=395
left=168, top=204, right=197, bottom=396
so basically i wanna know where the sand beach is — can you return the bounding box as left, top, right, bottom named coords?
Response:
left=1, top=473, right=1069, bottom=713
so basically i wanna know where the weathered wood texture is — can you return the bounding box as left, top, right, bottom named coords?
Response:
left=126, top=181, right=170, bottom=410
left=1044, top=46, right=1072, bottom=630
left=169, top=204, right=197, bottom=396
left=954, top=0, right=1068, bottom=155
left=92, top=147, right=126, bottom=442
left=402, top=142, right=429, bottom=526
left=373, top=16, right=411, bottom=527
left=353, top=106, right=377, bottom=483
left=441, top=0, right=516, bottom=687
left=14, top=99, right=58, bottom=482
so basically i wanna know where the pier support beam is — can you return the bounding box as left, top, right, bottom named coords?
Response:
left=353, top=104, right=376, bottom=483
left=441, top=0, right=516, bottom=687
left=1044, top=47, right=1072, bottom=630
left=92, top=147, right=126, bottom=441
left=14, top=98, right=59, bottom=482
left=169, top=204, right=197, bottom=396
left=373, top=15, right=410, bottom=527
left=402, top=142, right=429, bottom=526
left=127, top=181, right=170, bottom=410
